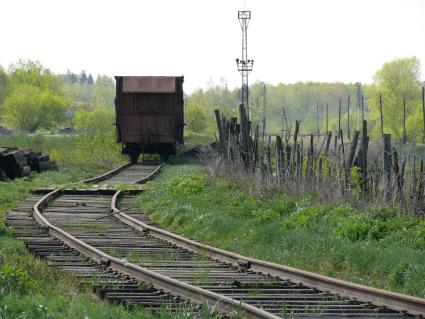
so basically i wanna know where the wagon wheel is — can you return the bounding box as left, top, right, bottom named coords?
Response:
left=129, top=152, right=139, bottom=164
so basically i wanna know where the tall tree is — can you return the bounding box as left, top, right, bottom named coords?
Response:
left=79, top=70, right=87, bottom=83
left=0, top=65, right=10, bottom=105
left=185, top=104, right=207, bottom=133
left=87, top=73, right=94, bottom=85
left=2, top=60, right=66, bottom=131
left=8, top=59, right=62, bottom=93
left=92, top=75, right=115, bottom=108
left=365, top=57, right=421, bottom=139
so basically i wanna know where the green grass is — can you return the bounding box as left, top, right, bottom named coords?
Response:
left=135, top=163, right=425, bottom=298
left=0, top=167, right=213, bottom=318
left=0, top=131, right=126, bottom=167
left=0, top=166, right=153, bottom=319
left=0, top=131, right=198, bottom=318
left=183, top=131, right=214, bottom=146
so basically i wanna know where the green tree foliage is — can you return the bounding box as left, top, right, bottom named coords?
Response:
left=87, top=74, right=94, bottom=85
left=1, top=60, right=66, bottom=132
left=0, top=66, right=10, bottom=106
left=365, top=57, right=421, bottom=139
left=2, top=85, right=66, bottom=132
left=8, top=60, right=61, bottom=93
left=62, top=70, right=97, bottom=106
left=2, top=85, right=41, bottom=131
left=92, top=75, right=115, bottom=108
left=185, top=104, right=207, bottom=133
left=74, top=107, right=115, bottom=133
left=40, top=90, right=67, bottom=129
left=62, top=81, right=93, bottom=109
left=65, top=69, right=78, bottom=84
left=188, top=80, right=358, bottom=135
left=188, top=58, right=423, bottom=138
left=79, top=70, right=87, bottom=83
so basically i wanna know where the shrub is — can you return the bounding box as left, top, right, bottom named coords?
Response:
left=0, top=264, right=35, bottom=295
left=1, top=85, right=66, bottom=132
left=74, top=107, right=115, bottom=133
left=168, top=174, right=205, bottom=195
left=390, top=261, right=412, bottom=288
left=185, top=104, right=207, bottom=133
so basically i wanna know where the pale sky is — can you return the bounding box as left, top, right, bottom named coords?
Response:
left=1, top=0, right=424, bottom=93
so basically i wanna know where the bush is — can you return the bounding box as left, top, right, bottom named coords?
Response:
left=74, top=107, right=115, bottom=133
left=2, top=84, right=66, bottom=132
left=168, top=174, right=205, bottom=195
left=185, top=104, right=207, bottom=133
left=390, top=261, right=413, bottom=288
left=0, top=264, right=35, bottom=295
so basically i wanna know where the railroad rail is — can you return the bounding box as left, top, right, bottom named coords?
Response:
left=6, top=162, right=425, bottom=318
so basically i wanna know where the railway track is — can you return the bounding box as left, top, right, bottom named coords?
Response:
left=6, top=162, right=425, bottom=318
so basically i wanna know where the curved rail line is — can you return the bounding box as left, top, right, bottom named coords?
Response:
left=6, top=162, right=425, bottom=318
left=111, top=191, right=425, bottom=317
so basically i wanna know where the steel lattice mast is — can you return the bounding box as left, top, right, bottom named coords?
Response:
left=236, top=10, right=254, bottom=120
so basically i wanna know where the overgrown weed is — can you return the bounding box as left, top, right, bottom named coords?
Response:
left=136, top=163, right=425, bottom=298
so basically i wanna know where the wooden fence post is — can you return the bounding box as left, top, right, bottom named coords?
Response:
left=403, top=99, right=407, bottom=144
left=239, top=104, right=250, bottom=167
left=316, top=101, right=320, bottom=137
left=275, top=135, right=284, bottom=184
left=325, top=131, right=332, bottom=155
left=282, top=105, right=290, bottom=141
left=360, top=120, right=369, bottom=197
left=307, top=133, right=314, bottom=182
left=291, top=120, right=300, bottom=176
left=347, top=130, right=359, bottom=174
left=379, top=92, right=384, bottom=138
left=253, top=124, right=259, bottom=170
left=422, top=87, right=425, bottom=143
left=347, top=95, right=351, bottom=139
left=383, top=134, right=392, bottom=202
left=326, top=102, right=329, bottom=133
left=339, top=130, right=347, bottom=190
left=338, top=99, right=342, bottom=139
left=266, top=136, right=272, bottom=175
left=214, top=109, right=225, bottom=153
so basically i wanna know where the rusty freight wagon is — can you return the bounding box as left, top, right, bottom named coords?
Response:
left=114, top=76, right=184, bottom=162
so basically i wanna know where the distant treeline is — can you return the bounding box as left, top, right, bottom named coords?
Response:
left=0, top=60, right=115, bottom=133
left=186, top=57, right=425, bottom=143
left=1, top=57, right=424, bottom=143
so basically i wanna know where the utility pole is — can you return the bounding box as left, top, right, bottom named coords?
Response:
left=236, top=10, right=254, bottom=120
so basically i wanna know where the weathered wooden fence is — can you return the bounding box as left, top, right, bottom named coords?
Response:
left=212, top=105, right=425, bottom=216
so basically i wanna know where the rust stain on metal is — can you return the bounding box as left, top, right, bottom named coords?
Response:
left=122, top=76, right=176, bottom=93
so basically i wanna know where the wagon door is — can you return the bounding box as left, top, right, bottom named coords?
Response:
left=140, top=113, right=175, bottom=144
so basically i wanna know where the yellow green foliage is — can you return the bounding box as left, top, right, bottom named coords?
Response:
left=2, top=85, right=66, bottom=132
left=74, top=107, right=115, bottom=133
left=185, top=104, right=207, bottom=133
left=168, top=174, right=205, bottom=195
left=365, top=57, right=421, bottom=139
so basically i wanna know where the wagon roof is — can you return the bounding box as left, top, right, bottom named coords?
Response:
left=118, top=76, right=181, bottom=93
